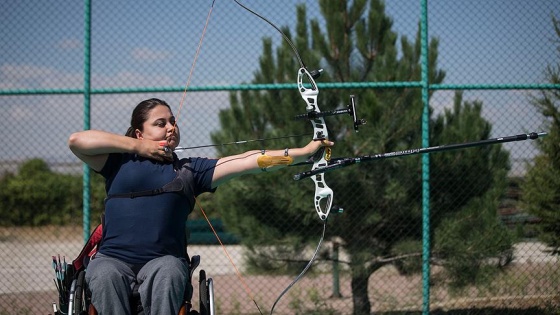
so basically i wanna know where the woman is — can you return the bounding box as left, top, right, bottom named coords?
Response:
left=68, top=98, right=332, bottom=314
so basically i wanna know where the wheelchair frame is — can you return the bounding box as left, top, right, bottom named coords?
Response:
left=50, top=224, right=215, bottom=315
left=51, top=260, right=215, bottom=315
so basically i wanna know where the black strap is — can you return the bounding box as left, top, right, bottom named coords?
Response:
left=104, top=159, right=193, bottom=202
left=105, top=188, right=166, bottom=199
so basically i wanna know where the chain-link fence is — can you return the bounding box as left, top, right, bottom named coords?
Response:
left=1, top=1, right=559, bottom=314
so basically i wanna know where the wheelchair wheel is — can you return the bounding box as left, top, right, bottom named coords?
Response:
left=73, top=270, right=87, bottom=315
left=199, top=270, right=209, bottom=315
left=207, top=278, right=214, bottom=315
left=198, top=270, right=214, bottom=315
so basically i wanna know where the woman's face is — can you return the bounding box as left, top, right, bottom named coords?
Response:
left=135, top=104, right=180, bottom=149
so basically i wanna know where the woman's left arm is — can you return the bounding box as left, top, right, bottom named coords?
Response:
left=211, top=139, right=333, bottom=188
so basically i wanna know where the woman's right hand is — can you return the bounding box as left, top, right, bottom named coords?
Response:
left=136, top=140, right=174, bottom=162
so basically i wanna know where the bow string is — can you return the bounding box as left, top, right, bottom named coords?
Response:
left=176, top=1, right=365, bottom=314
left=171, top=1, right=266, bottom=314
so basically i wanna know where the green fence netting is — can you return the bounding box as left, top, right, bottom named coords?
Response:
left=1, top=1, right=559, bottom=314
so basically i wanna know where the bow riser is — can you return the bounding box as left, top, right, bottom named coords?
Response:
left=297, top=67, right=334, bottom=221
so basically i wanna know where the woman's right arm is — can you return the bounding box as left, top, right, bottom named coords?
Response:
left=68, top=130, right=169, bottom=172
left=68, top=130, right=138, bottom=172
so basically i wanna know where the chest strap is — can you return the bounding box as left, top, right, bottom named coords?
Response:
left=104, top=160, right=194, bottom=201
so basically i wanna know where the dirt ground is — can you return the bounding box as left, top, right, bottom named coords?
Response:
left=1, top=226, right=559, bottom=315
left=2, top=271, right=558, bottom=315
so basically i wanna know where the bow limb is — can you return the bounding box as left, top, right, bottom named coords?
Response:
left=298, top=67, right=333, bottom=221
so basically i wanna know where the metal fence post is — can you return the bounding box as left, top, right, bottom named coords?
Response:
left=420, top=0, right=431, bottom=314
left=331, top=241, right=342, bottom=298
left=82, top=0, right=92, bottom=242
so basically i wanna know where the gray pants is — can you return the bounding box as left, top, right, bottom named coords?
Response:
left=85, top=253, right=188, bottom=315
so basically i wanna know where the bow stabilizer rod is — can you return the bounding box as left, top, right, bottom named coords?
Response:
left=293, top=132, right=548, bottom=181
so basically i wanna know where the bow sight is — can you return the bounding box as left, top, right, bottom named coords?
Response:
left=294, top=93, right=367, bottom=132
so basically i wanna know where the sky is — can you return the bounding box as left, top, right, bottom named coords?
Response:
left=0, top=0, right=558, bottom=174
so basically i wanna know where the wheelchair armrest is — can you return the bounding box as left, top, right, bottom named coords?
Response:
left=188, top=255, right=200, bottom=280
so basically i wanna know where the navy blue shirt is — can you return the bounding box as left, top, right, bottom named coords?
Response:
left=98, top=153, right=217, bottom=265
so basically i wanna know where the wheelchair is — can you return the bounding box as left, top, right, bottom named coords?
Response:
left=51, top=224, right=215, bottom=315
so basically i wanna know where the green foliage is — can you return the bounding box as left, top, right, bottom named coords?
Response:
left=522, top=16, right=560, bottom=254
left=430, top=93, right=514, bottom=288
left=434, top=170, right=516, bottom=288
left=0, top=159, right=105, bottom=226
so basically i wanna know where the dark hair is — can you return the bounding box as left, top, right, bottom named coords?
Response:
left=125, top=98, right=171, bottom=138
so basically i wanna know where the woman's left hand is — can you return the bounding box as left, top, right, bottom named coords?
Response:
left=304, top=138, right=334, bottom=156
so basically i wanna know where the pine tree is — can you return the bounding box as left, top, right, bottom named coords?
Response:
left=211, top=1, right=512, bottom=313
left=521, top=17, right=560, bottom=254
